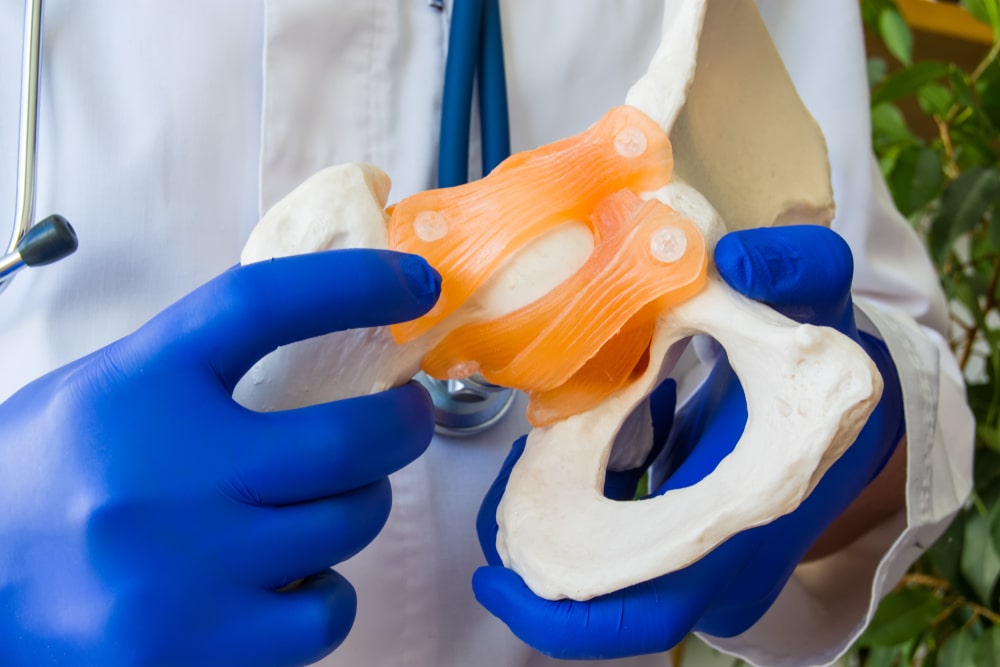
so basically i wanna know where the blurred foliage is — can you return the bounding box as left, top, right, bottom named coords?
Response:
left=852, top=0, right=1000, bottom=664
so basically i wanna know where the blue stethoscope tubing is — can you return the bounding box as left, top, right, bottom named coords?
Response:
left=421, top=0, right=517, bottom=436
left=1, top=0, right=77, bottom=292
left=438, top=0, right=511, bottom=187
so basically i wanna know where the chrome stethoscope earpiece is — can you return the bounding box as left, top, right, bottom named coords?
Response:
left=1, top=0, right=77, bottom=296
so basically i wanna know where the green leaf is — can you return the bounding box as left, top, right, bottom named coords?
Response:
left=950, top=66, right=977, bottom=108
left=926, top=510, right=972, bottom=595
left=872, top=61, right=950, bottom=106
left=879, top=7, right=914, bottom=65
left=989, top=501, right=1000, bottom=607
left=911, top=148, right=946, bottom=214
left=981, top=423, right=1000, bottom=450
left=962, top=0, right=1000, bottom=33
left=976, top=448, right=1000, bottom=487
left=864, top=645, right=905, bottom=667
left=961, top=509, right=1000, bottom=602
left=978, top=59, right=1000, bottom=129
left=863, top=0, right=894, bottom=27
left=869, top=57, right=889, bottom=89
left=872, top=104, right=923, bottom=157
left=962, top=0, right=993, bottom=24
left=929, top=167, right=1000, bottom=263
left=870, top=103, right=911, bottom=140
left=950, top=124, right=1000, bottom=171
left=879, top=149, right=901, bottom=180
left=859, top=587, right=945, bottom=647
left=979, top=475, right=1000, bottom=509
left=990, top=194, right=1000, bottom=251
left=919, top=83, right=954, bottom=117
left=976, top=627, right=1000, bottom=666
left=888, top=146, right=944, bottom=216
left=940, top=630, right=978, bottom=666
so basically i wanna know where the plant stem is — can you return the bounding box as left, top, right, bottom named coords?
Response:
left=935, top=116, right=960, bottom=179
left=932, top=597, right=966, bottom=627
left=957, top=257, right=1000, bottom=370
left=901, top=573, right=1000, bottom=628
left=967, top=602, right=1000, bottom=628
left=902, top=573, right=951, bottom=591
left=958, top=325, right=979, bottom=371
left=972, top=38, right=1000, bottom=84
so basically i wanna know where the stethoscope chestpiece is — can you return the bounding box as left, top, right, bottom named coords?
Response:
left=415, top=372, right=516, bottom=437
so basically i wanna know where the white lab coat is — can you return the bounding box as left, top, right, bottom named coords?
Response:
left=0, top=2, right=973, bottom=666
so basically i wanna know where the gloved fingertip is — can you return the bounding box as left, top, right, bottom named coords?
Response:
left=472, top=566, right=524, bottom=616
left=715, top=229, right=802, bottom=300
left=398, top=254, right=441, bottom=306
left=275, top=569, right=358, bottom=660
left=715, top=227, right=856, bottom=327
left=399, top=380, right=436, bottom=452
left=713, top=232, right=756, bottom=292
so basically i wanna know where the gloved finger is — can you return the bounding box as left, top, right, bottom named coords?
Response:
left=603, top=379, right=677, bottom=501
left=245, top=570, right=358, bottom=667
left=472, top=560, right=720, bottom=660
left=476, top=436, right=527, bottom=566
left=714, top=225, right=854, bottom=330
left=156, top=570, right=356, bottom=667
left=235, top=383, right=433, bottom=505
left=693, top=530, right=798, bottom=638
left=653, top=360, right=745, bottom=493
left=134, top=249, right=441, bottom=390
left=238, top=480, right=392, bottom=587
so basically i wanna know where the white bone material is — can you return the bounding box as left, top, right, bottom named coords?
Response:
left=627, top=0, right=835, bottom=232
left=235, top=0, right=882, bottom=601
left=495, top=184, right=881, bottom=600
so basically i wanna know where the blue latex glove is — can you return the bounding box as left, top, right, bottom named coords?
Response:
left=473, top=226, right=905, bottom=659
left=0, top=250, right=440, bottom=666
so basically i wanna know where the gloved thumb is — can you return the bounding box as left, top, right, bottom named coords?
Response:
left=714, top=226, right=855, bottom=331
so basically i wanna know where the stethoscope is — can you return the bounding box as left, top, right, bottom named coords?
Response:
left=0, top=0, right=77, bottom=294
left=414, top=0, right=517, bottom=436
left=4, top=0, right=514, bottom=435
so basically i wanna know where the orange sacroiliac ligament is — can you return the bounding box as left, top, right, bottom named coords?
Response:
left=422, top=191, right=706, bottom=425
left=389, top=106, right=675, bottom=341
left=388, top=105, right=707, bottom=426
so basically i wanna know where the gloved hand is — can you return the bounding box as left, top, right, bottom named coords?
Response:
left=0, top=250, right=440, bottom=666
left=473, top=226, right=905, bottom=659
